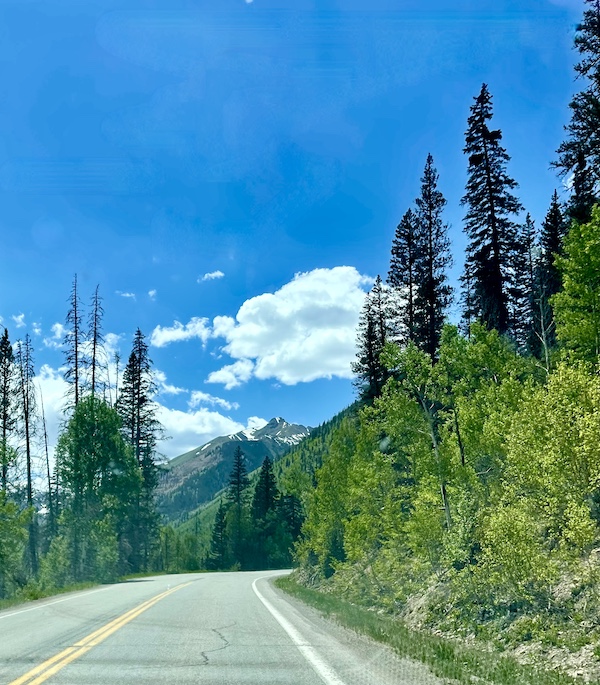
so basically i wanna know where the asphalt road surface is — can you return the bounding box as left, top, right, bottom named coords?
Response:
left=0, top=571, right=443, bottom=685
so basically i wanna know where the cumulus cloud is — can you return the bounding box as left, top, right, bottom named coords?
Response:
left=12, top=313, right=26, bottom=329
left=156, top=407, right=265, bottom=459
left=199, top=270, right=225, bottom=282
left=43, top=322, right=66, bottom=349
left=206, top=359, right=254, bottom=390
left=209, top=266, right=372, bottom=386
left=116, top=291, right=136, bottom=300
left=154, top=369, right=186, bottom=396
left=32, top=322, right=42, bottom=336
left=148, top=289, right=157, bottom=300
left=188, top=390, right=239, bottom=411
left=30, top=362, right=260, bottom=462
left=150, top=317, right=211, bottom=348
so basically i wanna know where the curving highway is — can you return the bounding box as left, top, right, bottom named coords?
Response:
left=0, top=571, right=441, bottom=685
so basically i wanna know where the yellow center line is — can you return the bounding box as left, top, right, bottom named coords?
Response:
left=9, top=582, right=193, bottom=685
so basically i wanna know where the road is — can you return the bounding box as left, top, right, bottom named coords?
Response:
left=0, top=571, right=442, bottom=685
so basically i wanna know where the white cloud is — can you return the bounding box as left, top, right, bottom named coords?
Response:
left=150, top=317, right=211, bottom=348
left=156, top=406, right=244, bottom=459
left=116, top=291, right=136, bottom=300
left=43, top=322, right=66, bottom=350
left=154, top=369, right=186, bottom=396
left=246, top=416, right=267, bottom=431
left=188, top=390, right=239, bottom=411
left=206, top=359, right=254, bottom=390
left=209, top=266, right=372, bottom=386
left=148, top=289, right=157, bottom=300
left=12, top=313, right=26, bottom=329
left=32, top=322, right=42, bottom=336
left=199, top=270, right=225, bottom=282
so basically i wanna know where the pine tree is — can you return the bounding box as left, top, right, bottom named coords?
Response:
left=540, top=190, right=567, bottom=300
left=227, top=446, right=250, bottom=508
left=414, top=154, right=452, bottom=357
left=461, top=84, right=523, bottom=335
left=352, top=276, right=391, bottom=403
left=555, top=0, right=600, bottom=221
left=15, top=335, right=38, bottom=575
left=64, top=274, right=85, bottom=407
left=116, top=329, right=161, bottom=570
left=226, top=446, right=250, bottom=567
left=0, top=329, right=16, bottom=492
left=252, top=456, right=278, bottom=522
left=388, top=208, right=420, bottom=343
left=88, top=285, right=105, bottom=399
left=532, top=191, right=568, bottom=358
left=508, top=213, right=537, bottom=352
left=207, top=501, right=229, bottom=570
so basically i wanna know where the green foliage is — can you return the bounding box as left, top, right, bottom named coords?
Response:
left=553, top=206, right=600, bottom=362
left=56, top=396, right=142, bottom=582
left=0, top=492, right=30, bottom=598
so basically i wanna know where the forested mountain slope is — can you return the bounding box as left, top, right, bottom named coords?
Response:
left=156, top=418, right=310, bottom=522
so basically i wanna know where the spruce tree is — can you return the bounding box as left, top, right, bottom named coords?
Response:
left=532, top=191, right=568, bottom=357
left=226, top=446, right=250, bottom=566
left=508, top=213, right=537, bottom=352
left=15, top=335, right=38, bottom=575
left=0, top=329, right=16, bottom=492
left=414, top=154, right=452, bottom=357
left=388, top=208, right=420, bottom=343
left=555, top=0, right=600, bottom=222
left=88, top=285, right=105, bottom=399
left=207, top=500, right=229, bottom=570
left=64, top=274, right=85, bottom=408
left=352, top=276, right=391, bottom=403
left=252, top=455, right=278, bottom=522
left=540, top=190, right=567, bottom=300
left=461, top=84, right=523, bottom=335
left=116, top=329, right=161, bottom=570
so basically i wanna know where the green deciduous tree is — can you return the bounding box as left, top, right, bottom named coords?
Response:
left=552, top=206, right=600, bottom=362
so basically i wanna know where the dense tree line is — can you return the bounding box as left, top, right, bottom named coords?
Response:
left=205, top=447, right=302, bottom=570
left=0, top=278, right=164, bottom=599
left=299, top=0, right=600, bottom=666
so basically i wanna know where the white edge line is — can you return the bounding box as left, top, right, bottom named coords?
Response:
left=0, top=586, right=112, bottom=620
left=252, top=576, right=348, bottom=685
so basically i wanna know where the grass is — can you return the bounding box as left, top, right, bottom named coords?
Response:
left=0, top=580, right=99, bottom=612
left=275, top=575, right=591, bottom=685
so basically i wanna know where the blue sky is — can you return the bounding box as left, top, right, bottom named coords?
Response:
left=0, top=0, right=582, bottom=459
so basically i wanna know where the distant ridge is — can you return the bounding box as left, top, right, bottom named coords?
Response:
left=156, top=418, right=311, bottom=522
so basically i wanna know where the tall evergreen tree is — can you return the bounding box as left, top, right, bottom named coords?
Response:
left=64, top=274, right=85, bottom=408
left=207, top=500, right=229, bottom=570
left=226, top=446, right=250, bottom=566
left=88, top=285, right=105, bottom=399
left=555, top=0, right=600, bottom=222
left=414, top=154, right=452, bottom=357
left=352, top=276, right=391, bottom=403
left=461, top=84, right=523, bottom=335
left=15, top=335, right=37, bottom=575
left=116, top=329, right=161, bottom=570
left=252, top=456, right=278, bottom=522
left=532, top=191, right=568, bottom=358
left=0, top=329, right=16, bottom=492
left=388, top=208, right=420, bottom=343
left=540, top=190, right=567, bottom=300
left=508, top=213, right=537, bottom=352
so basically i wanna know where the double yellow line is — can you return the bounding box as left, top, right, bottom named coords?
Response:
left=9, top=582, right=192, bottom=685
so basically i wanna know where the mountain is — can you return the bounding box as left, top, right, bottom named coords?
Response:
left=156, top=417, right=311, bottom=522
